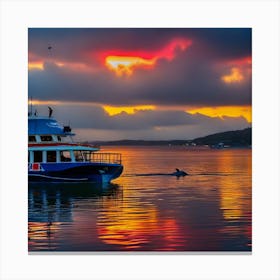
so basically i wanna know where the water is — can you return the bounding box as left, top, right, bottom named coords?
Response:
left=28, top=146, right=252, bottom=252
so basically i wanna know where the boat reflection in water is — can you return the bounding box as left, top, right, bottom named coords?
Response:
left=28, top=182, right=122, bottom=251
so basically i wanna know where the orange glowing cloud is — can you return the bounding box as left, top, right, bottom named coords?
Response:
left=102, top=38, right=192, bottom=76
left=28, top=59, right=93, bottom=72
left=221, top=56, right=251, bottom=84
left=28, top=49, right=93, bottom=72
left=221, top=67, right=244, bottom=83
left=187, top=105, right=251, bottom=122
left=29, top=99, right=63, bottom=106
left=105, top=56, right=155, bottom=76
left=103, top=105, right=155, bottom=115
left=28, top=61, right=44, bottom=70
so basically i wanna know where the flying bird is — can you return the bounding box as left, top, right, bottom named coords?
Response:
left=47, top=44, right=53, bottom=56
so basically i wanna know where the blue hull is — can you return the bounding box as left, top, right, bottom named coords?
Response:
left=28, top=162, right=123, bottom=183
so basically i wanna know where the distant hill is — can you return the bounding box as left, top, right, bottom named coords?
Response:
left=92, top=139, right=189, bottom=146
left=193, top=127, right=252, bottom=147
left=90, top=127, right=252, bottom=147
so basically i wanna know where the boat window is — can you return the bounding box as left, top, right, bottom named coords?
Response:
left=74, top=151, right=84, bottom=162
left=57, top=136, right=61, bottom=141
left=40, top=135, right=52, bottom=142
left=60, top=151, right=71, bottom=162
left=83, top=151, right=92, bottom=162
left=33, top=151, right=43, bottom=163
left=29, top=135, right=36, bottom=142
left=47, top=151, right=56, bottom=162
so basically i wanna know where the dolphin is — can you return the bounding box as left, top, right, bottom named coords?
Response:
left=171, top=168, right=188, bottom=177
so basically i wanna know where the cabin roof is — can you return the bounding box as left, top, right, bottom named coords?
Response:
left=28, top=117, right=75, bottom=136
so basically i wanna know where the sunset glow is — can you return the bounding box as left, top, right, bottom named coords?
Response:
left=105, top=56, right=156, bottom=76
left=29, top=99, right=63, bottom=106
left=28, top=62, right=44, bottom=70
left=103, top=105, right=156, bottom=115
left=187, top=106, right=251, bottom=122
left=221, top=56, right=251, bottom=84
left=28, top=28, right=252, bottom=141
left=221, top=67, right=244, bottom=83
left=103, top=38, right=192, bottom=76
left=28, top=59, right=92, bottom=72
left=227, top=56, right=252, bottom=66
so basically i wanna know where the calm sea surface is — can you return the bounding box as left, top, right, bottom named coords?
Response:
left=28, top=146, right=252, bottom=252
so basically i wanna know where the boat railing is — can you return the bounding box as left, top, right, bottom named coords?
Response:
left=83, top=152, right=122, bottom=165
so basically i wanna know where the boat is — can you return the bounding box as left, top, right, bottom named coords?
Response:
left=28, top=108, right=123, bottom=183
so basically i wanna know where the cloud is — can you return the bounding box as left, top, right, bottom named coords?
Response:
left=28, top=28, right=251, bottom=63
left=28, top=29, right=251, bottom=109
left=37, top=104, right=198, bottom=130
left=29, top=49, right=251, bottom=107
left=103, top=38, right=192, bottom=76
left=33, top=103, right=250, bottom=141
left=28, top=28, right=252, bottom=140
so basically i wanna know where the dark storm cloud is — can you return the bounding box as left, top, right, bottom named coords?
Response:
left=28, top=28, right=251, bottom=72
left=29, top=51, right=251, bottom=107
left=139, top=52, right=251, bottom=106
left=186, top=28, right=251, bottom=60
left=43, top=104, right=199, bottom=130
left=29, top=28, right=251, bottom=107
left=35, top=103, right=249, bottom=136
left=29, top=28, right=251, bottom=62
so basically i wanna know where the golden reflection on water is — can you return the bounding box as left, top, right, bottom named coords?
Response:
left=216, top=150, right=252, bottom=221
left=29, top=147, right=252, bottom=251
left=95, top=187, right=182, bottom=250
left=97, top=202, right=159, bottom=249
left=99, top=147, right=252, bottom=250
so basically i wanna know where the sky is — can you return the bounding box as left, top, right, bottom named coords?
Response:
left=28, top=28, right=252, bottom=141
